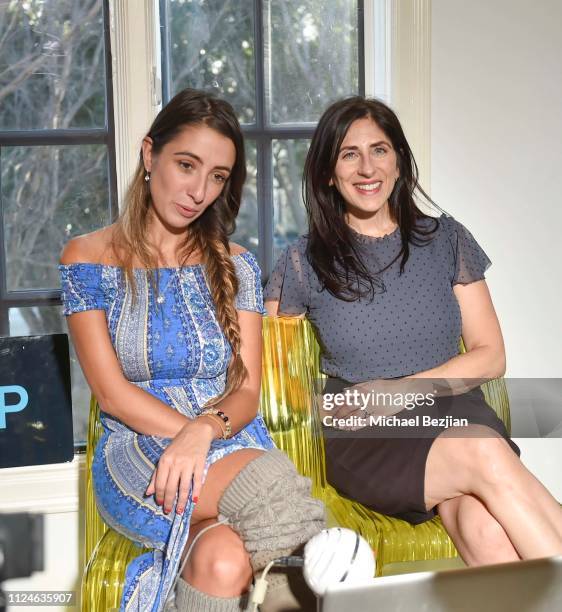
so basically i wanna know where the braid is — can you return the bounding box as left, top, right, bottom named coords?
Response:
left=194, top=223, right=247, bottom=406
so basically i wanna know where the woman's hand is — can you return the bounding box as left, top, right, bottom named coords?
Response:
left=347, top=378, right=443, bottom=414
left=145, top=418, right=220, bottom=515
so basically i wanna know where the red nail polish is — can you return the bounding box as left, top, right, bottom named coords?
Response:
left=177, top=507, right=184, bottom=515
left=193, top=496, right=198, bottom=504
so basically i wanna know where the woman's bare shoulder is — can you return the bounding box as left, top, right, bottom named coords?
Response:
left=229, top=242, right=248, bottom=256
left=60, top=225, right=117, bottom=265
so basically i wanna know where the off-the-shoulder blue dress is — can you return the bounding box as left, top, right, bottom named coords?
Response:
left=60, top=251, right=274, bottom=612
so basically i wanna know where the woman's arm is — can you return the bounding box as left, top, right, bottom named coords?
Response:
left=264, top=300, right=280, bottom=317
left=204, top=308, right=264, bottom=430
left=409, top=279, right=506, bottom=381
left=348, top=280, right=506, bottom=412
left=62, top=235, right=199, bottom=438
left=68, top=310, right=198, bottom=437
left=68, top=307, right=264, bottom=437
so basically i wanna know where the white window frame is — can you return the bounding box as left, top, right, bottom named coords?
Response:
left=109, top=0, right=162, bottom=203
left=366, top=0, right=431, bottom=191
left=390, top=0, right=431, bottom=191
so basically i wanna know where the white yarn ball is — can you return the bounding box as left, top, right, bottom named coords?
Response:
left=303, top=528, right=376, bottom=596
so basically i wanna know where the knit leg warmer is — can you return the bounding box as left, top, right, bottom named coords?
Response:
left=174, top=577, right=248, bottom=612
left=217, top=448, right=326, bottom=571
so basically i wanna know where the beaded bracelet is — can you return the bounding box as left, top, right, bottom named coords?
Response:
left=200, top=407, right=232, bottom=439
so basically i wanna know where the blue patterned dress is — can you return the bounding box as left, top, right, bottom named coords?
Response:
left=59, top=251, right=275, bottom=611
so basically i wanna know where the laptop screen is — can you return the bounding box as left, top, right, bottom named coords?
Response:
left=322, top=556, right=562, bottom=612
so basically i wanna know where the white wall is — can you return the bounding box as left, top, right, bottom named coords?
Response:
left=431, top=0, right=562, bottom=377
left=431, top=0, right=562, bottom=498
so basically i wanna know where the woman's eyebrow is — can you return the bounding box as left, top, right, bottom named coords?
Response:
left=339, top=140, right=391, bottom=151
left=173, top=150, right=231, bottom=172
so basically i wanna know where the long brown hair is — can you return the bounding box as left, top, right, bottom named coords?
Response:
left=112, top=88, right=247, bottom=402
left=304, top=96, right=440, bottom=301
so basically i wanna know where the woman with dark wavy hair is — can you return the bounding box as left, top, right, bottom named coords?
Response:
left=265, top=96, right=562, bottom=566
left=60, top=89, right=324, bottom=611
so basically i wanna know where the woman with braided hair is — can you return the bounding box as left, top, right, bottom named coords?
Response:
left=60, top=89, right=324, bottom=611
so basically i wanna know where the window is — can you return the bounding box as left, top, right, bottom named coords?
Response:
left=160, top=0, right=364, bottom=277
left=0, top=0, right=117, bottom=444
left=0, top=0, right=410, bottom=448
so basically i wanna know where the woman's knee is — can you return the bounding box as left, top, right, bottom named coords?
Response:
left=461, top=432, right=521, bottom=491
left=427, top=426, right=517, bottom=497
left=202, top=547, right=252, bottom=589
left=183, top=525, right=252, bottom=592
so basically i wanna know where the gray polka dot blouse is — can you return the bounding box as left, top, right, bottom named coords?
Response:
left=264, top=215, right=491, bottom=383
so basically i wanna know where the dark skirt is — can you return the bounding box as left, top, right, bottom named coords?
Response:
left=322, top=376, right=521, bottom=525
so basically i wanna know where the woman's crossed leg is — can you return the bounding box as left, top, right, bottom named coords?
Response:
left=425, top=425, right=562, bottom=563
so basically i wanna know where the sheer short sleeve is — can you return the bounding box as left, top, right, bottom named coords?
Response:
left=263, top=238, right=309, bottom=315
left=444, top=217, right=492, bottom=285
left=59, top=263, right=107, bottom=315
left=233, top=251, right=266, bottom=314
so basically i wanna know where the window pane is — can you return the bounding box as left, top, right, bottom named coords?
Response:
left=164, top=0, right=256, bottom=124
left=0, top=0, right=107, bottom=130
left=8, top=306, right=89, bottom=446
left=2, top=145, right=111, bottom=291
left=232, top=140, right=258, bottom=253
left=273, top=139, right=310, bottom=262
left=266, top=0, right=359, bottom=124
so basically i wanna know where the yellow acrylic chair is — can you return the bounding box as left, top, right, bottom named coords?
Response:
left=82, top=316, right=512, bottom=609
left=259, top=317, right=511, bottom=572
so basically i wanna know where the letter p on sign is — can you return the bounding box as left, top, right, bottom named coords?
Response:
left=0, top=385, right=29, bottom=429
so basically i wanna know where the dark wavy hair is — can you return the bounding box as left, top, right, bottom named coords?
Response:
left=303, top=96, right=440, bottom=301
left=112, top=88, right=247, bottom=402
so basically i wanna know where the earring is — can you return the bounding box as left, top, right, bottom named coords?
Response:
left=144, top=171, right=150, bottom=182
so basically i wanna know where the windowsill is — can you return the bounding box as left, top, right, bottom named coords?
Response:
left=0, top=454, right=85, bottom=514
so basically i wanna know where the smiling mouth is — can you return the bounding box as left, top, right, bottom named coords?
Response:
left=355, top=181, right=382, bottom=194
